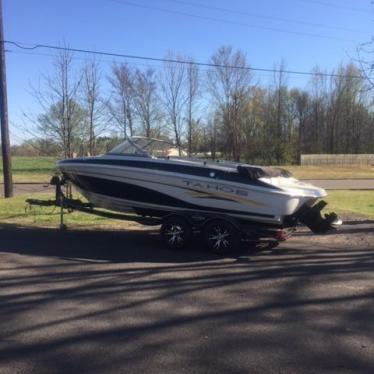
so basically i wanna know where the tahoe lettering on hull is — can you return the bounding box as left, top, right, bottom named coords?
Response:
left=182, top=180, right=249, bottom=197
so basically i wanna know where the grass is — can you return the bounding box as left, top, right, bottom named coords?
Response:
left=0, top=157, right=56, bottom=183
left=0, top=157, right=373, bottom=182
left=325, top=190, right=374, bottom=219
left=0, top=192, right=142, bottom=230
left=0, top=191, right=372, bottom=230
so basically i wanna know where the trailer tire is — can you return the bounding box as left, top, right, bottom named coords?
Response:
left=161, top=216, right=192, bottom=250
left=203, top=219, right=240, bottom=254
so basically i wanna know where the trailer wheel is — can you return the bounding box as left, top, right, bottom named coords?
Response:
left=203, top=219, right=240, bottom=254
left=161, top=216, right=192, bottom=250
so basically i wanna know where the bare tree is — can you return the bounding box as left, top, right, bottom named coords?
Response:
left=32, top=46, right=83, bottom=158
left=356, top=40, right=374, bottom=90
left=160, top=53, right=188, bottom=147
left=23, top=42, right=374, bottom=163
left=108, top=63, right=135, bottom=138
left=328, top=64, right=367, bottom=153
left=289, top=88, right=310, bottom=162
left=81, top=58, right=106, bottom=155
left=186, top=60, right=199, bottom=155
left=306, top=68, right=328, bottom=153
left=273, top=61, right=288, bottom=163
left=207, top=45, right=252, bottom=161
left=133, top=68, right=163, bottom=137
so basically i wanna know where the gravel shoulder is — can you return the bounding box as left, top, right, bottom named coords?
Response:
left=0, top=183, right=53, bottom=196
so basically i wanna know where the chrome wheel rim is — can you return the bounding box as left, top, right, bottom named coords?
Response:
left=208, top=225, right=231, bottom=250
left=164, top=224, right=184, bottom=246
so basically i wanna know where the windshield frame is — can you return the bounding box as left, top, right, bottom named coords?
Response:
left=107, top=136, right=184, bottom=158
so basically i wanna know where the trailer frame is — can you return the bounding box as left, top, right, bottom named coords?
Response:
left=25, top=176, right=290, bottom=253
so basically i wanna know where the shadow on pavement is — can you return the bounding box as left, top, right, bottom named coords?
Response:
left=0, top=223, right=373, bottom=373
left=0, top=223, right=222, bottom=264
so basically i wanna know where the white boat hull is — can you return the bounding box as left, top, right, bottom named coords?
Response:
left=59, top=160, right=324, bottom=226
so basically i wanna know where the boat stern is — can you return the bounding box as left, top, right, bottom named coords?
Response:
left=285, top=200, right=343, bottom=233
left=261, top=175, right=342, bottom=233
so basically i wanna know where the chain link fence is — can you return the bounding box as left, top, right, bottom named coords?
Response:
left=301, top=154, right=374, bottom=166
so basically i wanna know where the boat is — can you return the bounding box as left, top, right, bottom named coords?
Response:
left=56, top=136, right=341, bottom=252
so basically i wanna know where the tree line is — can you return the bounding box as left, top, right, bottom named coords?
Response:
left=17, top=45, right=374, bottom=164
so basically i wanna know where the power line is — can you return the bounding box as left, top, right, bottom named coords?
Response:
left=165, top=0, right=368, bottom=34
left=3, top=48, right=232, bottom=75
left=106, top=0, right=356, bottom=42
left=297, top=0, right=371, bottom=13
left=5, top=49, right=168, bottom=71
left=5, top=48, right=285, bottom=79
left=4, top=40, right=364, bottom=79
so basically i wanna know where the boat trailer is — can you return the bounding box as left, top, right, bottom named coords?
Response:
left=25, top=176, right=340, bottom=254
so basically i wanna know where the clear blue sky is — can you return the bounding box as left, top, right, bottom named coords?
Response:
left=3, top=0, right=373, bottom=143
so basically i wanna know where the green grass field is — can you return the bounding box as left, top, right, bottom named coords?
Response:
left=0, top=191, right=372, bottom=229
left=0, top=157, right=57, bottom=182
left=0, top=193, right=140, bottom=230
left=323, top=191, right=374, bottom=219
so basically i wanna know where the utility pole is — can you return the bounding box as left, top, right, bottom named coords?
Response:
left=0, top=0, right=13, bottom=197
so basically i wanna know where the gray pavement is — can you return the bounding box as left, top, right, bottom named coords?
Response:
left=0, top=224, right=373, bottom=373
left=303, top=179, right=374, bottom=190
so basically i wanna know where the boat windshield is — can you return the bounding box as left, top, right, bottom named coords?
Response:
left=108, top=137, right=185, bottom=158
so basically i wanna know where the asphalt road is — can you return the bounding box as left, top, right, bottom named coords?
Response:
left=0, top=224, right=373, bottom=373
left=304, top=179, right=374, bottom=190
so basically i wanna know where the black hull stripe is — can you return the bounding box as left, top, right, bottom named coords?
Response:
left=62, top=167, right=277, bottom=202
left=67, top=173, right=274, bottom=218
left=59, top=158, right=277, bottom=189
